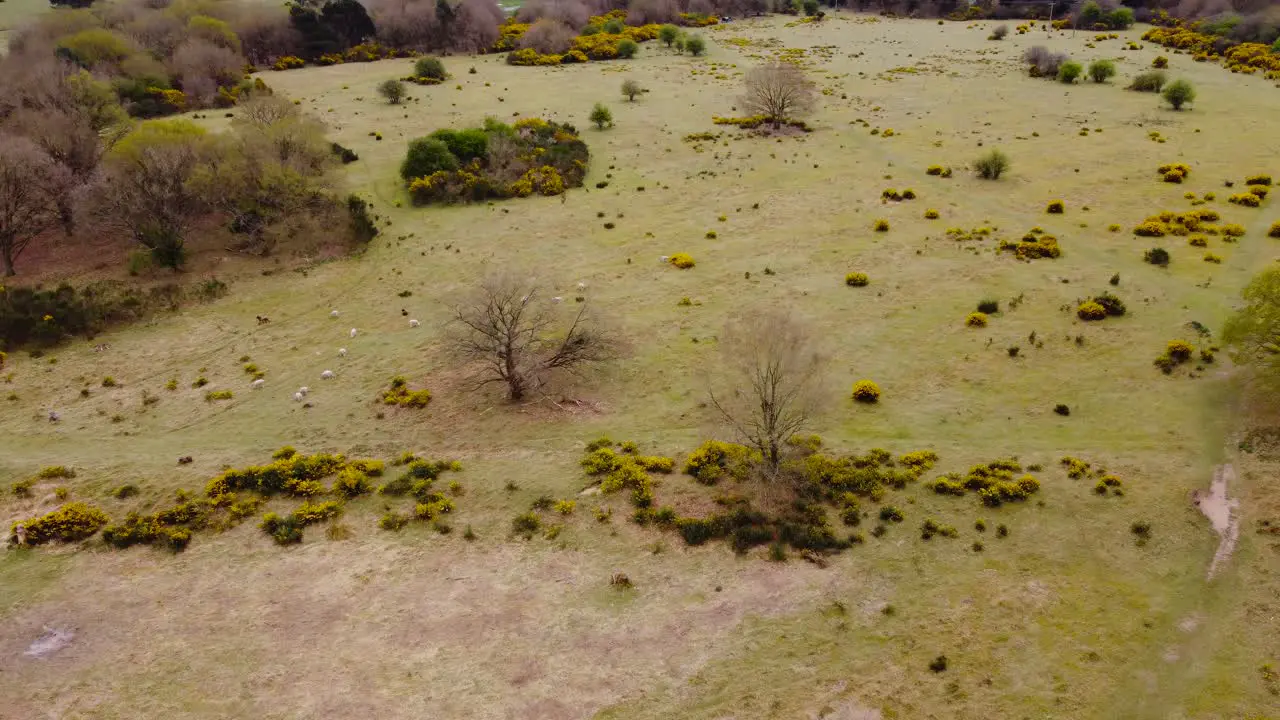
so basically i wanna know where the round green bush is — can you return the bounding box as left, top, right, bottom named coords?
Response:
left=429, top=128, right=488, bottom=163
left=400, top=138, right=458, bottom=181
left=617, top=39, right=638, bottom=58
left=1088, top=59, right=1116, bottom=83
left=1057, top=61, right=1084, bottom=84
left=414, top=57, right=447, bottom=80
left=685, top=34, right=706, bottom=56
left=1163, top=79, right=1195, bottom=110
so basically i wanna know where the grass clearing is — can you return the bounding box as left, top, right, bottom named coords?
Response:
left=3, top=13, right=1280, bottom=718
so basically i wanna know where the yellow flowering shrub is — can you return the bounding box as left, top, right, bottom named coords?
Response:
left=851, top=380, right=881, bottom=403
left=1046, top=199, right=1064, bottom=213
left=12, top=502, right=109, bottom=544
left=1246, top=174, right=1273, bottom=186
left=966, top=312, right=988, bottom=327
left=845, top=272, right=869, bottom=287
left=1269, top=221, right=1280, bottom=238
left=272, top=55, right=305, bottom=70
left=669, top=253, right=695, bottom=269
left=380, top=376, right=432, bottom=408
left=1204, top=252, right=1222, bottom=264
left=507, top=48, right=562, bottom=65
left=1221, top=223, right=1246, bottom=237
left=924, top=209, right=939, bottom=219
left=1250, top=186, right=1269, bottom=199
left=1133, top=220, right=1167, bottom=237
left=1188, top=235, right=1208, bottom=247
left=684, top=440, right=758, bottom=484
left=873, top=218, right=889, bottom=232
left=1077, top=301, right=1107, bottom=320
left=1229, top=193, right=1261, bottom=207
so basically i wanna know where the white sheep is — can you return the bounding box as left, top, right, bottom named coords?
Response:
left=660, top=255, right=670, bottom=263
left=321, top=370, right=335, bottom=380
left=577, top=281, right=587, bottom=291
left=330, top=310, right=340, bottom=318
left=349, top=328, right=358, bottom=338
left=552, top=296, right=562, bottom=303
left=409, top=319, right=420, bottom=328
left=294, top=392, right=304, bottom=402
left=298, top=386, right=310, bottom=396
left=338, top=348, right=347, bottom=357
left=251, top=379, right=265, bottom=390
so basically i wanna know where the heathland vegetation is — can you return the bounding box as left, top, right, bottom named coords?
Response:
left=3, top=0, right=1280, bottom=718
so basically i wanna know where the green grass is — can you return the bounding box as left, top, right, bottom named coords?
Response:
left=2, top=12, right=1279, bottom=718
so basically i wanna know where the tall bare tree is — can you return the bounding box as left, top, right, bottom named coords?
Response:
left=451, top=273, right=614, bottom=401
left=709, top=307, right=828, bottom=471
left=0, top=135, right=71, bottom=276
left=740, top=61, right=817, bottom=129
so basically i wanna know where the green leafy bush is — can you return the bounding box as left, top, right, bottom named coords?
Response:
left=429, top=128, right=489, bottom=163
left=400, top=138, right=459, bottom=181
left=1057, top=61, right=1084, bottom=83
left=1129, top=70, right=1167, bottom=92
left=1088, top=59, right=1116, bottom=83
left=1163, top=79, right=1195, bottom=110
left=684, top=440, right=757, bottom=484
left=414, top=56, right=447, bottom=80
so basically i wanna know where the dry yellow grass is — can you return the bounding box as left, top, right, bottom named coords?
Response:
left=3, top=12, right=1280, bottom=719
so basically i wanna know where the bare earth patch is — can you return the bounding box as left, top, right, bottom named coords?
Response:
left=23, top=626, right=74, bottom=658
left=1195, top=464, right=1240, bottom=580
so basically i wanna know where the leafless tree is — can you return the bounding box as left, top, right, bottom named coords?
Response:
left=709, top=307, right=828, bottom=471
left=740, top=61, right=817, bottom=129
left=518, top=18, right=576, bottom=54
left=451, top=273, right=614, bottom=401
left=0, top=135, right=71, bottom=276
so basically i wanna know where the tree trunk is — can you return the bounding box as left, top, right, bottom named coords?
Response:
left=1, top=241, right=14, bottom=277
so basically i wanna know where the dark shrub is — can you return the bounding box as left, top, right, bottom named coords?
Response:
left=1144, top=247, right=1170, bottom=266
left=346, top=195, right=378, bottom=243
left=400, top=138, right=459, bottom=181
left=331, top=142, right=359, bottom=163
left=977, top=299, right=999, bottom=314
left=429, top=128, right=489, bottom=163
left=1054, top=404, right=1070, bottom=416
left=1091, top=292, right=1126, bottom=316
left=414, top=57, right=447, bottom=80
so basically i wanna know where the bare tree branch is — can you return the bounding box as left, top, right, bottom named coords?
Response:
left=708, top=307, right=828, bottom=472
left=740, top=62, right=817, bottom=129
left=450, top=272, right=614, bottom=401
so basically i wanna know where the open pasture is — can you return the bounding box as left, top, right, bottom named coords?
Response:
left=3, top=12, right=1280, bottom=719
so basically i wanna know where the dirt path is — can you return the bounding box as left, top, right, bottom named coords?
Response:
left=1195, top=464, right=1240, bottom=580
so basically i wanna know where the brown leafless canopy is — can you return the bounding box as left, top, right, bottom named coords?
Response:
left=0, top=135, right=72, bottom=276
left=709, top=307, right=828, bottom=470
left=451, top=274, right=615, bottom=401
left=740, top=61, right=817, bottom=128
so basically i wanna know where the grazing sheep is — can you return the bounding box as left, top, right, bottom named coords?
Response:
left=577, top=281, right=587, bottom=290
left=294, top=392, right=304, bottom=402
left=298, top=386, right=309, bottom=395
left=552, top=297, right=562, bottom=303
left=321, top=370, right=335, bottom=380
left=330, top=310, right=340, bottom=318
left=338, top=348, right=347, bottom=357
left=409, top=319, right=420, bottom=327
left=251, top=379, right=265, bottom=389
left=178, top=456, right=193, bottom=465
left=349, top=328, right=358, bottom=338
left=14, top=525, right=27, bottom=546
left=660, top=256, right=669, bottom=263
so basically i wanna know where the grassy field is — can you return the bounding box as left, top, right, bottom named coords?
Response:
left=3, top=13, right=1280, bottom=719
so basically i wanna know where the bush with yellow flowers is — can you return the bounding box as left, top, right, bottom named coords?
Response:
left=1046, top=199, right=1065, bottom=213
left=873, top=219, right=890, bottom=232
left=966, top=312, right=989, bottom=327
left=380, top=376, right=432, bottom=408
left=1076, top=301, right=1107, bottom=320
left=845, top=272, right=869, bottom=287
left=11, top=502, right=109, bottom=545
left=851, top=380, right=881, bottom=403
left=1229, top=193, right=1261, bottom=207
left=668, top=253, right=695, bottom=269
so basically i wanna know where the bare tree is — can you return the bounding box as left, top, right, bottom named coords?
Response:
left=709, top=307, right=828, bottom=471
left=451, top=273, right=614, bottom=401
left=740, top=62, right=817, bottom=129
left=0, top=135, right=71, bottom=276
